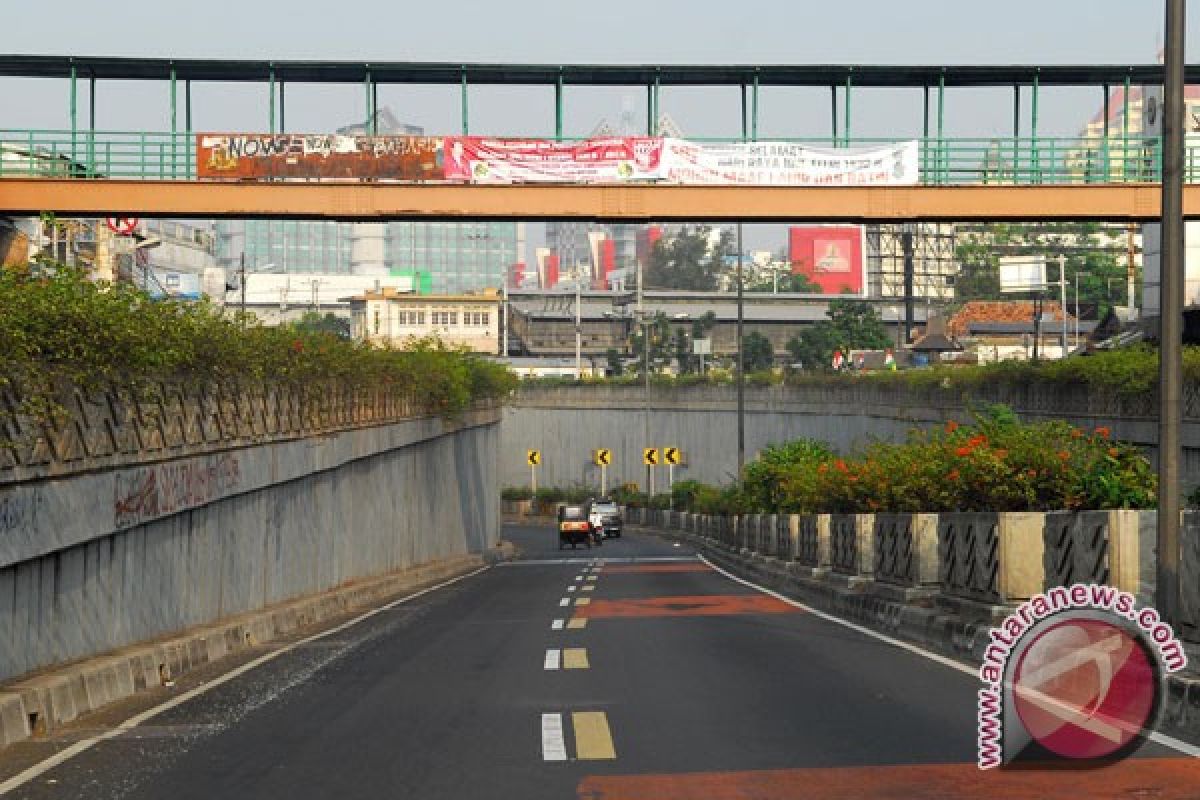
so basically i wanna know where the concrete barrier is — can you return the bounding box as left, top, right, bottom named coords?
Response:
left=830, top=514, right=875, bottom=580
left=1043, top=510, right=1155, bottom=603
left=874, top=513, right=940, bottom=589
left=0, top=409, right=500, bottom=684
left=937, top=512, right=1044, bottom=606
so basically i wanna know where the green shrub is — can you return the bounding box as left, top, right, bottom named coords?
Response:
left=501, top=487, right=532, bottom=502
left=0, top=266, right=516, bottom=423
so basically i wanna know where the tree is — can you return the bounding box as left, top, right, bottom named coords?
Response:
left=786, top=298, right=890, bottom=370
left=742, top=331, right=775, bottom=371
left=605, top=348, right=624, bottom=376
left=292, top=311, right=351, bottom=339
left=954, top=223, right=1134, bottom=316
left=629, top=312, right=672, bottom=375
left=644, top=226, right=733, bottom=291
left=746, top=271, right=823, bottom=293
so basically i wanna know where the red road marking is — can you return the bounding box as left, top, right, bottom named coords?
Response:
left=577, top=759, right=1200, bottom=800
left=571, top=594, right=795, bottom=619
left=600, top=564, right=712, bottom=574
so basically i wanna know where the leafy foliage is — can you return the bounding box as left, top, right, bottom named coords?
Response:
left=786, top=298, right=892, bottom=370
left=0, top=266, right=516, bottom=422
left=669, top=409, right=1154, bottom=515
left=643, top=226, right=732, bottom=291
left=741, top=332, right=775, bottom=371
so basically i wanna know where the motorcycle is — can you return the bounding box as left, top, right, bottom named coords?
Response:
left=589, top=519, right=605, bottom=547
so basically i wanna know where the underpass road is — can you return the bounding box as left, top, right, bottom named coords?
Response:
left=3, top=523, right=1198, bottom=799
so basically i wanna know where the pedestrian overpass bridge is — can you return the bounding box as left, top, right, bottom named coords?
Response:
left=2, top=55, right=1199, bottom=221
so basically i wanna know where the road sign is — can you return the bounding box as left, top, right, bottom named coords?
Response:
left=106, top=217, right=139, bottom=236
left=594, top=448, right=612, bottom=466
left=664, top=447, right=683, bottom=466
left=643, top=448, right=659, bottom=466
left=527, top=450, right=541, bottom=466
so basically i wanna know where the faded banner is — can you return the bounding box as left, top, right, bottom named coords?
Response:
left=442, top=136, right=663, bottom=183
left=657, top=139, right=920, bottom=186
left=197, top=133, right=443, bottom=180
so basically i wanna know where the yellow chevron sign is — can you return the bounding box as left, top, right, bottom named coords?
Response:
left=664, top=447, right=683, bottom=466
left=594, top=449, right=612, bottom=466
left=643, top=448, right=659, bottom=466
left=527, top=450, right=541, bottom=466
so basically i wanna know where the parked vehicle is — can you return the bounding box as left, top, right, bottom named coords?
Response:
left=557, top=504, right=592, bottom=550
left=589, top=498, right=623, bottom=538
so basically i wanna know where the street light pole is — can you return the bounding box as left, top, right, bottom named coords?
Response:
left=1158, top=0, right=1185, bottom=629
left=575, top=274, right=582, bottom=379
left=1057, top=254, right=1068, bottom=359
left=1074, top=270, right=1090, bottom=350
left=736, top=222, right=745, bottom=486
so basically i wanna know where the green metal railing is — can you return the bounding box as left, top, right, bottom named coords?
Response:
left=0, top=129, right=1181, bottom=186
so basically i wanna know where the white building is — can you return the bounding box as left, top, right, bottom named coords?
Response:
left=349, top=288, right=502, bottom=353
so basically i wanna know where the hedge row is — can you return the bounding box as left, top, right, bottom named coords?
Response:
left=0, top=266, right=516, bottom=420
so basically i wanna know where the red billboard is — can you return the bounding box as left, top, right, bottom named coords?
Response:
left=788, top=226, right=866, bottom=295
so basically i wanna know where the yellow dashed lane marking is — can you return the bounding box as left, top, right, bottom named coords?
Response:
left=567, top=618, right=588, bottom=629
left=587, top=575, right=598, bottom=581
left=583, top=585, right=596, bottom=592
left=572, top=711, right=616, bottom=760
left=563, top=648, right=590, bottom=669
left=575, top=598, right=591, bottom=606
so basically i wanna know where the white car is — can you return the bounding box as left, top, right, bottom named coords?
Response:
left=588, top=500, right=623, bottom=538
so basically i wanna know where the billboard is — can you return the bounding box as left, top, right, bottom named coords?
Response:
left=197, top=133, right=443, bottom=180
left=442, top=136, right=663, bottom=183
left=788, top=226, right=866, bottom=295
left=998, top=256, right=1048, bottom=293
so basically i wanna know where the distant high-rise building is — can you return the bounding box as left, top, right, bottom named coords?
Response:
left=215, top=110, right=522, bottom=292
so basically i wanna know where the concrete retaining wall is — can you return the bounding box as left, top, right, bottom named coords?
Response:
left=502, top=385, right=1197, bottom=491
left=0, top=410, right=500, bottom=683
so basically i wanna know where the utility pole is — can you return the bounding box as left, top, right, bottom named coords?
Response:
left=902, top=229, right=915, bottom=344
left=1158, top=0, right=1185, bottom=629
left=501, top=276, right=509, bottom=358
left=575, top=273, right=582, bottom=379
left=736, top=222, right=745, bottom=485
left=1128, top=223, right=1138, bottom=320
left=1057, top=254, right=1068, bottom=358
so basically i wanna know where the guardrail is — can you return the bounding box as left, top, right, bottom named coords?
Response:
left=0, top=130, right=1183, bottom=186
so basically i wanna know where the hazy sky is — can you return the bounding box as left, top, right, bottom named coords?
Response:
left=2, top=0, right=1194, bottom=257
left=3, top=0, right=1194, bottom=139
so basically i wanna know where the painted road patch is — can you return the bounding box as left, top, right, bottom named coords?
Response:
left=601, top=563, right=713, bottom=574
left=575, top=759, right=1200, bottom=799
left=572, top=594, right=796, bottom=619
left=572, top=712, right=616, bottom=760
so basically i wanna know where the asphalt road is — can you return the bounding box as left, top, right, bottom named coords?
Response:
left=2, top=524, right=1199, bottom=799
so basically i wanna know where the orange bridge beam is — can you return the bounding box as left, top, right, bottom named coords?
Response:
left=1, top=179, right=1197, bottom=221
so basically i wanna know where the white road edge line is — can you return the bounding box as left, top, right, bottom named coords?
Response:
left=699, top=555, right=1200, bottom=759
left=551, top=619, right=565, bottom=630
left=544, top=649, right=561, bottom=671
left=541, top=713, right=567, bottom=761
left=0, top=565, right=492, bottom=795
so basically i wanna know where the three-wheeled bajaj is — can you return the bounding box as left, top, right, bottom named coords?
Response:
left=557, top=504, right=593, bottom=550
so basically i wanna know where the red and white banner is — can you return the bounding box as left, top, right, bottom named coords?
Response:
left=657, top=139, right=919, bottom=186
left=442, top=136, right=664, bottom=183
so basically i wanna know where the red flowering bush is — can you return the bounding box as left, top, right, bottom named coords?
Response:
left=774, top=406, right=1156, bottom=513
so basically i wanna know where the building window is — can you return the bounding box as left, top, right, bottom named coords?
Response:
left=417, top=311, right=426, bottom=325
left=449, top=312, right=458, bottom=326
left=373, top=309, right=380, bottom=334
left=482, top=312, right=490, bottom=326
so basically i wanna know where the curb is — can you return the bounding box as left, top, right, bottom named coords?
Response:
left=0, top=553, right=484, bottom=751
left=641, top=525, right=1200, bottom=742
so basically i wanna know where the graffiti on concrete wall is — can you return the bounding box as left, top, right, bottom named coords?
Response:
left=197, top=133, right=444, bottom=180
left=114, top=453, right=242, bottom=529
left=0, top=488, right=45, bottom=536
